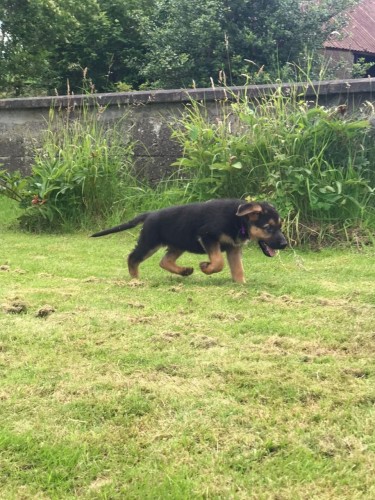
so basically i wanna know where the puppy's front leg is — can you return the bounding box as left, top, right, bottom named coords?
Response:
left=226, top=247, right=245, bottom=284
left=199, top=241, right=224, bottom=275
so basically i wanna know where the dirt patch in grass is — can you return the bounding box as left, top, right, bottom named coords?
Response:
left=210, top=312, right=245, bottom=322
left=2, top=298, right=28, bottom=314
left=255, top=292, right=305, bottom=305
left=190, top=335, right=220, bottom=349
left=153, top=332, right=182, bottom=343
left=35, top=305, right=56, bottom=318
left=127, top=279, right=145, bottom=288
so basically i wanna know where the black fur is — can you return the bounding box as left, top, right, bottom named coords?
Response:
left=91, top=199, right=287, bottom=282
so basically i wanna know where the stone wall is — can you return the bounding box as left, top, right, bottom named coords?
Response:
left=0, top=78, right=374, bottom=180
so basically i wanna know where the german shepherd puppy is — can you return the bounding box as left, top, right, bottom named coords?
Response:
left=91, top=199, right=287, bottom=283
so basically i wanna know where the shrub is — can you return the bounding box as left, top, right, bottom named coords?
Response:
left=171, top=88, right=375, bottom=245
left=0, top=103, right=136, bottom=231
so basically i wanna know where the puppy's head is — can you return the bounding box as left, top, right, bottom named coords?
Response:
left=236, top=201, right=287, bottom=257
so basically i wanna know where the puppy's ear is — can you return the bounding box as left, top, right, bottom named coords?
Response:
left=236, top=202, right=262, bottom=221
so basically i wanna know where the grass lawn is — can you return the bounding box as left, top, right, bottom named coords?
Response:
left=1, top=201, right=375, bottom=498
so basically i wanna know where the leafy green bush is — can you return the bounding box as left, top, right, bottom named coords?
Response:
left=172, top=89, right=375, bottom=244
left=0, top=104, right=136, bottom=231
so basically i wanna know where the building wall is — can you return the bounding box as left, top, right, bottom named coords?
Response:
left=323, top=49, right=355, bottom=79
left=0, top=78, right=374, bottom=180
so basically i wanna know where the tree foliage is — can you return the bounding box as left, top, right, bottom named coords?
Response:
left=141, top=0, right=357, bottom=88
left=0, top=0, right=151, bottom=95
left=0, top=0, right=357, bottom=95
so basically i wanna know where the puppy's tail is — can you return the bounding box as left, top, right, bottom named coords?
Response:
left=91, top=212, right=149, bottom=237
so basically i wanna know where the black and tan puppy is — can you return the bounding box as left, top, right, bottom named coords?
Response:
left=91, top=199, right=287, bottom=283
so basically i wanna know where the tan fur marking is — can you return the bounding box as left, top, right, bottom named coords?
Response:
left=200, top=242, right=224, bottom=275
left=249, top=226, right=271, bottom=241
left=160, top=248, right=193, bottom=276
left=219, top=234, right=235, bottom=246
left=128, top=247, right=160, bottom=278
left=226, top=247, right=245, bottom=283
left=248, top=212, right=260, bottom=222
left=128, top=265, right=139, bottom=279
left=219, top=234, right=239, bottom=246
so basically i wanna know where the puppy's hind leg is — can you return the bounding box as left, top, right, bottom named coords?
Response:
left=160, top=247, right=194, bottom=276
left=127, top=226, right=160, bottom=278
left=128, top=246, right=160, bottom=279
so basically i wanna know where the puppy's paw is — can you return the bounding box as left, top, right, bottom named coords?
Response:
left=199, top=262, right=210, bottom=274
left=181, top=267, right=194, bottom=276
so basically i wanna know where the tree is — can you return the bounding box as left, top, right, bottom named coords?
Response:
left=0, top=0, right=357, bottom=95
left=0, top=0, right=62, bottom=95
left=51, top=0, right=154, bottom=93
left=139, top=0, right=226, bottom=88
left=0, top=0, right=151, bottom=95
left=141, top=0, right=357, bottom=88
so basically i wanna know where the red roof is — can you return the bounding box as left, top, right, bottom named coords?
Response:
left=324, top=0, right=375, bottom=55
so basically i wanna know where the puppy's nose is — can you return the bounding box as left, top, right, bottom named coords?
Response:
left=278, top=236, right=288, bottom=249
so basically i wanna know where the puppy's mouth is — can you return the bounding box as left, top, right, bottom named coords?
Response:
left=258, top=241, right=277, bottom=257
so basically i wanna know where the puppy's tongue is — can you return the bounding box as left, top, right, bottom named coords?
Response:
left=259, top=241, right=276, bottom=257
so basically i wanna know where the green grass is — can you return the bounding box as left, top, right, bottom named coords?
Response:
left=1, top=198, right=375, bottom=498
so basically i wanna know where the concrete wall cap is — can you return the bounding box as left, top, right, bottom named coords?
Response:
left=1, top=78, right=374, bottom=110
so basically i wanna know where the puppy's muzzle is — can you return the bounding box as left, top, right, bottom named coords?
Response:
left=259, top=233, right=288, bottom=257
left=269, top=235, right=288, bottom=250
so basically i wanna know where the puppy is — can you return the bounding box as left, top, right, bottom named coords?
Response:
left=91, top=199, right=287, bottom=283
